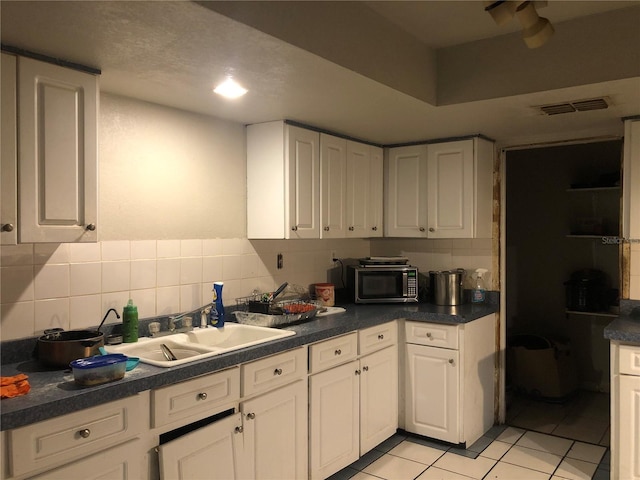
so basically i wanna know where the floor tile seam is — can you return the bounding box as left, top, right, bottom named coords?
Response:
left=477, top=460, right=550, bottom=480
left=478, top=439, right=516, bottom=463
left=425, top=463, right=485, bottom=480
left=499, top=450, right=563, bottom=476
left=514, top=437, right=575, bottom=458
left=384, top=450, right=446, bottom=467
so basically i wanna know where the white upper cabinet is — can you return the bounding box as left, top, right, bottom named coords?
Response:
left=247, top=121, right=320, bottom=239
left=15, top=55, right=99, bottom=243
left=384, top=145, right=429, bottom=237
left=247, top=122, right=384, bottom=239
left=385, top=137, right=494, bottom=238
left=320, top=133, right=347, bottom=238
left=1, top=53, right=18, bottom=245
left=346, top=141, right=383, bottom=238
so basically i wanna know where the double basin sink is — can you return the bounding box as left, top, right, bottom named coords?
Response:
left=105, top=323, right=296, bottom=367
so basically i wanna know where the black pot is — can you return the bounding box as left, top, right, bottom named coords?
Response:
left=36, top=328, right=105, bottom=367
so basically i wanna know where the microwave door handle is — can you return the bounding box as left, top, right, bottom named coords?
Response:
left=402, top=272, right=408, bottom=296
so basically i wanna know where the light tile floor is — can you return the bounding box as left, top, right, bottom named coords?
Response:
left=330, top=390, right=610, bottom=480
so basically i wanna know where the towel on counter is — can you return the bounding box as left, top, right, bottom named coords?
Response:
left=1, top=374, right=31, bottom=398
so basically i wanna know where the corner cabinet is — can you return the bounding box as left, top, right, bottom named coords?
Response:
left=404, top=315, right=495, bottom=446
left=246, top=121, right=383, bottom=239
left=1, top=53, right=99, bottom=244
left=385, top=137, right=493, bottom=238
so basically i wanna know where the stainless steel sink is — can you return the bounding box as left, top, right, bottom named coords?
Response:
left=105, top=323, right=295, bottom=367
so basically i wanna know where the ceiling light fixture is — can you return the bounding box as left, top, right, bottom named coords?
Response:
left=213, top=77, right=248, bottom=99
left=484, top=0, right=554, bottom=48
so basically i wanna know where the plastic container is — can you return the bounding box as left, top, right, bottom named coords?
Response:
left=122, top=299, right=138, bottom=343
left=70, top=354, right=127, bottom=386
left=472, top=268, right=488, bottom=303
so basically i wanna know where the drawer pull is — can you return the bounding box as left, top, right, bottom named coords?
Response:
left=78, top=428, right=91, bottom=439
left=235, top=426, right=243, bottom=433
left=274, top=368, right=283, bottom=376
left=378, top=334, right=384, bottom=340
left=355, top=369, right=361, bottom=375
left=335, top=349, right=342, bottom=355
left=449, top=359, right=454, bottom=364
left=363, top=365, right=369, bottom=371
left=197, top=392, right=208, bottom=400
left=426, top=332, right=432, bottom=338
left=246, top=412, right=256, bottom=420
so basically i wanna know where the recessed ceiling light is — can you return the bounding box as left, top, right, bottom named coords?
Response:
left=213, top=78, right=248, bottom=99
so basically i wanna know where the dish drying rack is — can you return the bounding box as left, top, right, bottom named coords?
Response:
left=234, top=291, right=319, bottom=328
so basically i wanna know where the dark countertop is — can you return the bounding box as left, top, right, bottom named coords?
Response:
left=0, top=302, right=497, bottom=431
left=604, top=304, right=640, bottom=344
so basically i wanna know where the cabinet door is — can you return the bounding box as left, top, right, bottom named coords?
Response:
left=320, top=134, right=347, bottom=238
left=405, top=344, right=460, bottom=443
left=1, top=53, right=17, bottom=245
left=369, top=146, right=384, bottom=237
left=18, top=56, right=98, bottom=243
left=241, top=380, right=308, bottom=480
left=385, top=145, right=428, bottom=237
left=287, top=125, right=320, bottom=239
left=28, top=439, right=142, bottom=480
left=619, top=374, right=640, bottom=480
left=360, top=345, right=398, bottom=454
left=345, top=140, right=370, bottom=238
left=159, top=412, right=244, bottom=480
left=427, top=140, right=474, bottom=238
left=309, top=360, right=359, bottom=480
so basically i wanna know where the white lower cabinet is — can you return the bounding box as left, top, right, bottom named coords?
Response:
left=4, top=393, right=148, bottom=480
left=611, top=342, right=640, bottom=480
left=309, top=323, right=398, bottom=480
left=404, top=315, right=495, bottom=446
left=240, top=380, right=308, bottom=480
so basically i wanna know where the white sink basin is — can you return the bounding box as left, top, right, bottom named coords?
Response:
left=105, top=324, right=295, bottom=367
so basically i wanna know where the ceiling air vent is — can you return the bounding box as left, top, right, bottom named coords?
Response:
left=535, top=97, right=610, bottom=116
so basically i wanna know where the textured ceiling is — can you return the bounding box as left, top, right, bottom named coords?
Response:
left=1, top=1, right=639, bottom=146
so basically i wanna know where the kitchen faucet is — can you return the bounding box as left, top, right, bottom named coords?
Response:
left=168, top=303, right=214, bottom=332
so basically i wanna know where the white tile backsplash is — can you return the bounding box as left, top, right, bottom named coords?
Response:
left=101, top=240, right=130, bottom=261
left=70, top=262, right=102, bottom=296
left=0, top=237, right=475, bottom=340
left=34, top=264, right=69, bottom=300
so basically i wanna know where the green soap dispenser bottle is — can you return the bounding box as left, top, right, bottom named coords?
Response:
left=122, top=299, right=139, bottom=343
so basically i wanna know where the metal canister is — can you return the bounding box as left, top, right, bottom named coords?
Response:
left=429, top=269, right=465, bottom=305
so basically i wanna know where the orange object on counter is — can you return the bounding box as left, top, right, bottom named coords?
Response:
left=1, top=374, right=31, bottom=398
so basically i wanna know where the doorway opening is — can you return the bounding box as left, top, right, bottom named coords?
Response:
left=503, top=138, right=622, bottom=445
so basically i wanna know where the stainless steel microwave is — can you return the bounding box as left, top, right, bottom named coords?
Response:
left=347, top=265, right=419, bottom=303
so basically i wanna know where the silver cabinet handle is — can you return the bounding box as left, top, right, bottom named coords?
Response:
left=291, top=225, right=298, bottom=231
left=78, top=429, right=91, bottom=439
left=274, top=368, right=283, bottom=375
left=378, top=334, right=384, bottom=340
left=348, top=226, right=354, bottom=231
left=324, top=226, right=330, bottom=231
left=197, top=392, right=208, bottom=400
left=1, top=223, right=14, bottom=232
left=335, top=349, right=342, bottom=355
left=246, top=412, right=256, bottom=420
left=449, top=359, right=454, bottom=364
left=419, top=227, right=426, bottom=232
left=85, top=223, right=96, bottom=231
left=235, top=426, right=243, bottom=433
left=429, top=227, right=435, bottom=232
left=372, top=226, right=377, bottom=231
left=426, top=332, right=432, bottom=338
left=355, top=369, right=361, bottom=375
left=363, top=366, right=369, bottom=371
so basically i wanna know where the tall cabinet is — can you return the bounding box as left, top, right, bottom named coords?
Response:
left=1, top=53, right=98, bottom=244
left=385, top=137, right=493, bottom=238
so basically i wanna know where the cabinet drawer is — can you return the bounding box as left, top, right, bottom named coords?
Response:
left=9, top=393, right=146, bottom=478
left=152, top=367, right=240, bottom=428
left=405, top=321, right=459, bottom=350
left=309, top=332, right=358, bottom=374
left=242, top=347, right=307, bottom=397
left=359, top=321, right=397, bottom=356
left=619, top=344, right=640, bottom=376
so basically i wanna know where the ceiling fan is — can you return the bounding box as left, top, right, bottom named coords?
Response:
left=484, top=0, right=554, bottom=48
